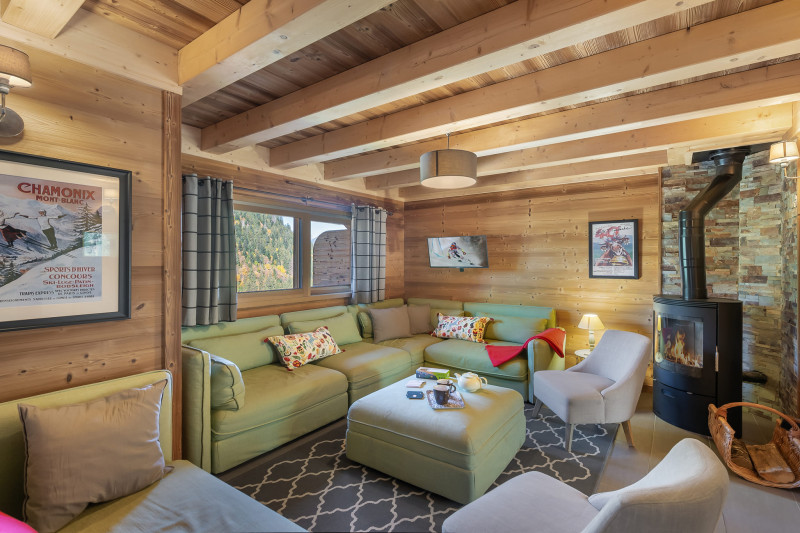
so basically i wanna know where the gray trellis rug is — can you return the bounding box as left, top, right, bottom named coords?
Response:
left=222, top=404, right=617, bottom=533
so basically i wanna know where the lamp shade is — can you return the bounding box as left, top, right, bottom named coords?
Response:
left=768, top=141, right=799, bottom=165
left=420, top=149, right=477, bottom=189
left=578, top=313, right=605, bottom=331
left=0, top=45, right=31, bottom=88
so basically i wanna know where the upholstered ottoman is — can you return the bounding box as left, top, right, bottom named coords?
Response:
left=345, top=377, right=525, bottom=504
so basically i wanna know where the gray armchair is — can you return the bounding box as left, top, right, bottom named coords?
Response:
left=442, top=438, right=729, bottom=533
left=532, top=329, right=650, bottom=451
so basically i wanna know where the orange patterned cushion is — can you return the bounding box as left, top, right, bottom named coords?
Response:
left=266, top=327, right=342, bottom=370
left=432, top=314, right=492, bottom=343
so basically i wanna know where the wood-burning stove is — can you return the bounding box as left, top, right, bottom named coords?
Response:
left=653, top=295, right=742, bottom=435
left=653, top=147, right=747, bottom=436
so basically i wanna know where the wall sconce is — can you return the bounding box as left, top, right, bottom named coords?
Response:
left=578, top=313, right=605, bottom=350
left=0, top=45, right=32, bottom=138
left=420, top=133, right=478, bottom=189
left=768, top=140, right=799, bottom=179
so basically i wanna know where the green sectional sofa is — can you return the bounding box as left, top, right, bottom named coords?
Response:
left=181, top=299, right=560, bottom=474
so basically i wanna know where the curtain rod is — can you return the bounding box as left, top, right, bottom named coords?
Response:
left=183, top=175, right=394, bottom=215
left=232, top=184, right=394, bottom=216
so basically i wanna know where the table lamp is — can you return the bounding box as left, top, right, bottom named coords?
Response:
left=578, top=313, right=604, bottom=350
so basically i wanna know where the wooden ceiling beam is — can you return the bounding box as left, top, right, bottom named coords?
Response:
left=200, top=0, right=709, bottom=154
left=325, top=59, right=800, bottom=180
left=0, top=9, right=179, bottom=93
left=179, top=0, right=393, bottom=107
left=367, top=105, right=791, bottom=191
left=0, top=0, right=83, bottom=39
left=319, top=1, right=800, bottom=179
left=370, top=151, right=665, bottom=192
left=476, top=105, right=790, bottom=176
left=399, top=153, right=666, bottom=201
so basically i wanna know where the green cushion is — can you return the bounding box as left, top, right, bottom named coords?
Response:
left=484, top=316, right=548, bottom=344
left=209, top=355, right=245, bottom=411
left=211, top=364, right=348, bottom=440
left=357, top=311, right=374, bottom=339
left=313, top=341, right=410, bottom=388
left=187, top=326, right=284, bottom=371
left=424, top=339, right=528, bottom=381
left=376, top=334, right=443, bottom=367
left=288, top=312, right=362, bottom=345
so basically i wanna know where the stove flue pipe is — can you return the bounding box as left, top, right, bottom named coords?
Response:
left=679, top=147, right=749, bottom=300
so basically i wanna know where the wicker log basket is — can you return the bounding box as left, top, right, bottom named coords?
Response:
left=708, top=402, right=800, bottom=489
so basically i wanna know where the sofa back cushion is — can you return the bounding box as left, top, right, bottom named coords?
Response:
left=181, top=315, right=281, bottom=344
left=464, top=303, right=556, bottom=329
left=370, top=306, right=412, bottom=343
left=187, top=326, right=284, bottom=371
left=287, top=312, right=362, bottom=345
left=209, top=355, right=246, bottom=410
left=484, top=316, right=549, bottom=344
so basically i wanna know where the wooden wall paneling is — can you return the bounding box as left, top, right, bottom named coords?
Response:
left=0, top=43, right=165, bottom=403
left=181, top=154, right=404, bottom=317
left=162, top=90, right=182, bottom=458
left=404, top=175, right=661, bottom=354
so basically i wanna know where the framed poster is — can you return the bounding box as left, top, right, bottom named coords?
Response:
left=589, top=219, right=639, bottom=279
left=0, top=149, right=131, bottom=331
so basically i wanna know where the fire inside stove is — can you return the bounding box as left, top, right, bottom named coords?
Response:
left=655, top=314, right=704, bottom=376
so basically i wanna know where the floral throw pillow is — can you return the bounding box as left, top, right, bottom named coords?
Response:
left=266, top=327, right=342, bottom=370
left=432, top=314, right=492, bottom=343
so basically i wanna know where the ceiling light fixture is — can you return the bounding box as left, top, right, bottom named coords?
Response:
left=0, top=45, right=32, bottom=138
left=419, top=133, right=477, bottom=189
left=768, top=140, right=799, bottom=179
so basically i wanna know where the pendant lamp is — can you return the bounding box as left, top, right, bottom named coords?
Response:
left=0, top=45, right=32, bottom=138
left=420, top=133, right=477, bottom=189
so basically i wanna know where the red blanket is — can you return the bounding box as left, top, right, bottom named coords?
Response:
left=486, top=327, right=566, bottom=367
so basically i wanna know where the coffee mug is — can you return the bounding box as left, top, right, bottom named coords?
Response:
left=436, top=379, right=456, bottom=393
left=433, top=384, right=451, bottom=405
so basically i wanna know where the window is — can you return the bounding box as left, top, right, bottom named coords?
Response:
left=233, top=200, right=351, bottom=301
left=234, top=210, right=297, bottom=292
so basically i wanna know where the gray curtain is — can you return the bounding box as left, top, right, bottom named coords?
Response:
left=351, top=205, right=387, bottom=304
left=182, top=174, right=237, bottom=326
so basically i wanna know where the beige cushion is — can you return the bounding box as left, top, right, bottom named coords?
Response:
left=288, top=312, right=362, bottom=345
left=209, top=354, right=245, bottom=410
left=370, top=306, right=412, bottom=343
left=407, top=304, right=431, bottom=334
left=18, top=380, right=168, bottom=533
left=187, top=326, right=284, bottom=370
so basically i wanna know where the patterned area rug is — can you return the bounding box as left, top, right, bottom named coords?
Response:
left=223, top=404, right=617, bottom=532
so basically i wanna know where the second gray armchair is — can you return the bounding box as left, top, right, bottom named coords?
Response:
left=532, top=329, right=651, bottom=452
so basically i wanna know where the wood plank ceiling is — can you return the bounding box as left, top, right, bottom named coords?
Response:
left=76, top=0, right=800, bottom=199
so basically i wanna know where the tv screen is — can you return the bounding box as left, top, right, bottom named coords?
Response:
left=428, top=236, right=489, bottom=268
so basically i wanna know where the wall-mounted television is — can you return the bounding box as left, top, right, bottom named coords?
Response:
left=428, top=236, right=489, bottom=268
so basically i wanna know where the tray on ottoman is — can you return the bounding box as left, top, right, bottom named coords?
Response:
left=345, top=376, right=525, bottom=504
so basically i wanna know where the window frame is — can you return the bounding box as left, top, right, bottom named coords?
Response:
left=233, top=193, right=352, bottom=309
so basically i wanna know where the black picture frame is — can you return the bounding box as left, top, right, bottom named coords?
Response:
left=0, top=149, right=131, bottom=331
left=588, top=219, right=639, bottom=279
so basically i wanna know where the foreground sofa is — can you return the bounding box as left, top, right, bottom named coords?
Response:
left=182, top=299, right=561, bottom=474
left=0, top=370, right=304, bottom=532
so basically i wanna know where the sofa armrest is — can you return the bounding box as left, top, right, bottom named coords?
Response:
left=526, top=339, right=565, bottom=403
left=181, top=345, right=212, bottom=472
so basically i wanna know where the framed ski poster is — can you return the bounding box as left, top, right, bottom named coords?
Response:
left=0, top=149, right=131, bottom=331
